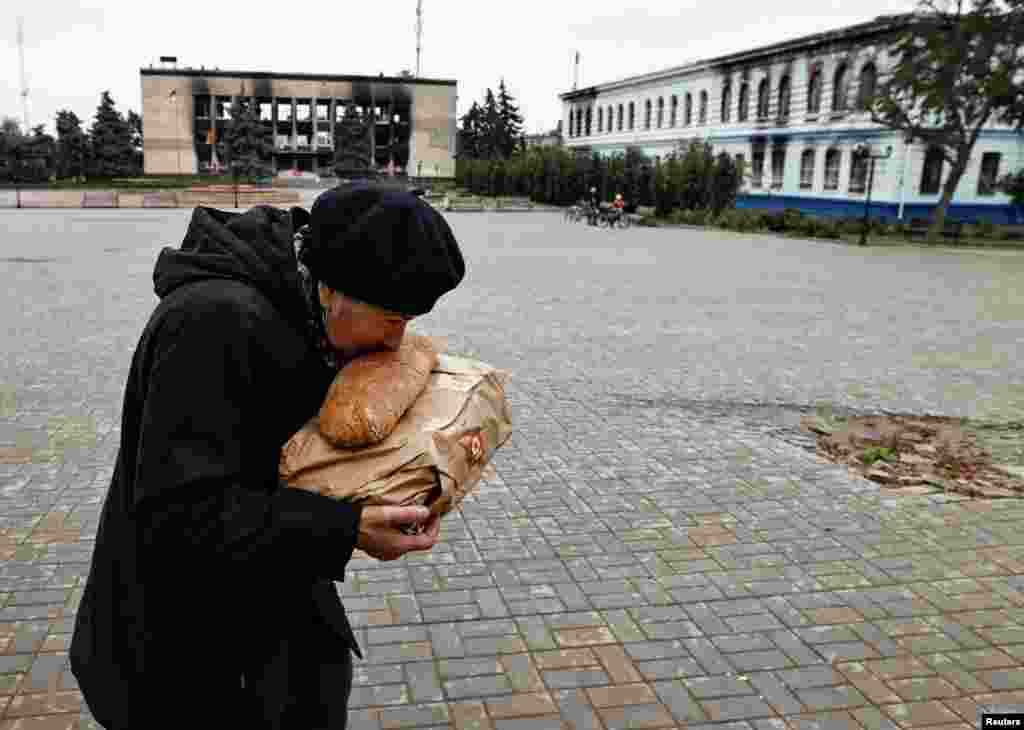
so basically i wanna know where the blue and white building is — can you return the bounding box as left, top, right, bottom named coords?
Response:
left=559, top=13, right=1024, bottom=223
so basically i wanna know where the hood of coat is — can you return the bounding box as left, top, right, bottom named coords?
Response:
left=153, top=205, right=311, bottom=332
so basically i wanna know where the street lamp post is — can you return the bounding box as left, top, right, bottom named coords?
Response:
left=856, top=143, right=893, bottom=246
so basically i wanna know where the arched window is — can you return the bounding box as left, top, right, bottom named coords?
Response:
left=824, top=148, right=841, bottom=190
left=920, top=146, right=944, bottom=194
left=670, top=95, right=678, bottom=126
left=738, top=83, right=749, bottom=122
left=585, top=106, right=592, bottom=136
left=617, top=104, right=624, bottom=131
left=807, top=70, right=822, bottom=114
left=644, top=99, right=652, bottom=129
left=849, top=146, right=868, bottom=193
left=628, top=101, right=635, bottom=130
left=799, top=149, right=815, bottom=189
left=608, top=105, right=614, bottom=133
left=721, top=83, right=732, bottom=123
left=568, top=109, right=574, bottom=138
left=833, top=63, right=849, bottom=112
left=699, top=90, right=708, bottom=124
left=657, top=97, right=664, bottom=128
left=857, top=63, right=877, bottom=111
left=685, top=93, right=693, bottom=125
left=757, top=78, right=770, bottom=119
left=598, top=107, right=603, bottom=133
left=778, top=75, right=791, bottom=119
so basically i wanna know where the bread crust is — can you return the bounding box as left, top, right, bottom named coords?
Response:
left=318, top=334, right=439, bottom=447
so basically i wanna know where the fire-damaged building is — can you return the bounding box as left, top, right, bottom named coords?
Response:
left=140, top=65, right=457, bottom=178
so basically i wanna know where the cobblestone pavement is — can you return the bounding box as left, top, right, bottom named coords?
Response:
left=2, top=209, right=1023, bottom=729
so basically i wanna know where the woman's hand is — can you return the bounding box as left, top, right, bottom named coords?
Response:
left=356, top=505, right=440, bottom=561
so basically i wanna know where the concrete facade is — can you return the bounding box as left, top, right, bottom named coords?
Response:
left=141, top=68, right=457, bottom=178
left=560, top=14, right=1024, bottom=223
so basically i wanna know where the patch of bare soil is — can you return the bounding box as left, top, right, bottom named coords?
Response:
left=799, top=413, right=1024, bottom=498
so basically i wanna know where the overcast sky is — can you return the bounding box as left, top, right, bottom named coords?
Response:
left=3, top=0, right=919, bottom=137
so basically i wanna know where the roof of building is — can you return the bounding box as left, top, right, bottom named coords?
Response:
left=140, top=67, right=456, bottom=86
left=560, top=12, right=916, bottom=100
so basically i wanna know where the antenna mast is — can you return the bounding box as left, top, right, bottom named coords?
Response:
left=17, top=17, right=30, bottom=133
left=573, top=50, right=580, bottom=91
left=415, top=0, right=423, bottom=76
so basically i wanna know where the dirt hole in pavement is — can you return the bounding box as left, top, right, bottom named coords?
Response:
left=800, top=412, right=1024, bottom=498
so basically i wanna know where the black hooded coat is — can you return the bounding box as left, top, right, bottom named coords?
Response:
left=69, top=205, right=364, bottom=729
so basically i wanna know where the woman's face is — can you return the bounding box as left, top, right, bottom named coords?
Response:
left=319, top=284, right=412, bottom=360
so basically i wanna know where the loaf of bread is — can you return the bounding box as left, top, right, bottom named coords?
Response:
left=317, top=333, right=439, bottom=448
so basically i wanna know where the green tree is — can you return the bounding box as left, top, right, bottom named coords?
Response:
left=223, top=94, right=274, bottom=180
left=709, top=151, right=742, bottom=215
left=871, top=0, right=1024, bottom=240
left=127, top=109, right=144, bottom=174
left=496, top=79, right=525, bottom=159
left=56, top=110, right=89, bottom=180
left=0, top=117, right=26, bottom=182
left=333, top=102, right=374, bottom=178
left=458, top=102, right=484, bottom=160
left=88, top=91, right=136, bottom=178
left=480, top=88, right=502, bottom=160
left=16, top=125, right=57, bottom=183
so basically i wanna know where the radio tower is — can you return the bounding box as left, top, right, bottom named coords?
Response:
left=17, top=17, right=30, bottom=133
left=415, top=0, right=423, bottom=76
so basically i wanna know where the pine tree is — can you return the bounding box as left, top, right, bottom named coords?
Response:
left=481, top=89, right=501, bottom=160
left=333, top=102, right=374, bottom=178
left=17, top=125, right=57, bottom=183
left=127, top=110, right=144, bottom=175
left=223, top=94, right=274, bottom=180
left=0, top=117, right=25, bottom=182
left=496, top=79, right=525, bottom=159
left=88, top=91, right=136, bottom=178
left=56, top=110, right=89, bottom=180
left=458, top=102, right=483, bottom=160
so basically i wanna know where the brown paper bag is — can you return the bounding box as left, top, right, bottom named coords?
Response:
left=280, top=354, right=513, bottom=523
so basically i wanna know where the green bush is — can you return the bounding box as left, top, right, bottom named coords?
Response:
left=975, top=217, right=997, bottom=239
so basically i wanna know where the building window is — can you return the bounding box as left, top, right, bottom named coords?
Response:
left=778, top=75, right=791, bottom=119
left=685, top=93, right=692, bottom=125
left=598, top=107, right=603, bottom=133
left=215, top=97, right=232, bottom=120
left=276, top=134, right=291, bottom=149
left=807, top=70, right=822, bottom=114
left=978, top=152, right=1001, bottom=196
left=629, top=102, right=635, bottom=130
left=832, top=64, right=849, bottom=112
left=824, top=149, right=840, bottom=190
left=194, top=95, right=211, bottom=119
left=757, top=79, right=770, bottom=119
left=800, top=149, right=815, bottom=189
left=316, top=102, right=330, bottom=121
left=608, top=105, right=614, bottom=133
left=645, top=99, right=652, bottom=129
left=585, top=106, right=592, bottom=136
left=617, top=104, right=624, bottom=131
left=670, top=95, right=678, bottom=126
left=278, top=101, right=293, bottom=121
left=259, top=102, right=273, bottom=121
left=751, top=146, right=765, bottom=187
left=316, top=131, right=332, bottom=146
left=296, top=103, right=311, bottom=122
left=699, top=91, right=708, bottom=124
left=568, top=110, right=574, bottom=138
left=849, top=148, right=868, bottom=193
left=657, top=97, right=664, bottom=128
left=920, top=146, right=944, bottom=194
left=857, top=63, right=877, bottom=111
left=721, top=83, right=731, bottom=123
left=335, top=102, right=349, bottom=122
left=771, top=147, right=785, bottom=189
left=577, top=109, right=584, bottom=137
left=738, top=83, right=749, bottom=122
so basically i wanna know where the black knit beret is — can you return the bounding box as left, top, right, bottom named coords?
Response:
left=305, top=183, right=465, bottom=317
